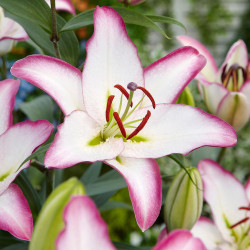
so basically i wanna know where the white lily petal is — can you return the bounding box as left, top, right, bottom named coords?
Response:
left=121, top=104, right=236, bottom=159
left=82, top=6, right=144, bottom=126
left=0, top=79, right=19, bottom=134
left=142, top=46, right=206, bottom=106
left=105, top=157, right=162, bottom=231
left=56, top=195, right=115, bottom=250
left=45, top=111, right=124, bottom=168
left=240, top=80, right=250, bottom=116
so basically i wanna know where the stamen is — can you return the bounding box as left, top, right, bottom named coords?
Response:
left=113, top=112, right=126, bottom=138
left=127, top=110, right=151, bottom=140
left=222, top=67, right=233, bottom=88
left=230, top=217, right=250, bottom=229
left=106, top=95, right=115, bottom=122
left=114, top=84, right=133, bottom=107
left=137, top=87, right=156, bottom=109
left=239, top=207, right=250, bottom=211
left=221, top=64, right=227, bottom=82
left=232, top=69, right=238, bottom=92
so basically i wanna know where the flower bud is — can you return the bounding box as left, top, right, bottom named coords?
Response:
left=29, top=177, right=85, bottom=250
left=164, top=167, right=203, bottom=232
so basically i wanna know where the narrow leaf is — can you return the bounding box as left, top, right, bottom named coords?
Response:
left=80, top=162, right=102, bottom=185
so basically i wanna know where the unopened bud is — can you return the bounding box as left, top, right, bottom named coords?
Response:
left=164, top=167, right=203, bottom=232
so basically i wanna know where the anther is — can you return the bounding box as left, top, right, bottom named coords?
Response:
left=114, top=84, right=133, bottom=107
left=239, top=207, right=250, bottom=211
left=127, top=82, right=138, bottom=91
left=230, top=217, right=250, bottom=229
left=137, top=87, right=156, bottom=109
left=106, top=95, right=115, bottom=122
left=127, top=110, right=151, bottom=140
left=113, top=112, right=126, bottom=138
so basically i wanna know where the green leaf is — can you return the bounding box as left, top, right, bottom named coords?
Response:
left=85, top=170, right=127, bottom=196
left=18, top=143, right=51, bottom=171
left=0, top=231, right=22, bottom=248
left=80, top=161, right=102, bottom=185
left=19, top=95, right=54, bottom=123
left=113, top=242, right=151, bottom=250
left=0, top=0, right=52, bottom=32
left=29, top=178, right=85, bottom=250
left=1, top=0, right=79, bottom=65
left=176, top=87, right=195, bottom=107
left=60, top=7, right=172, bottom=39
left=2, top=243, right=28, bottom=250
left=146, top=15, right=186, bottom=32
left=14, top=172, right=42, bottom=221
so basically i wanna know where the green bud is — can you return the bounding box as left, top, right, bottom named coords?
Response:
left=176, top=86, right=195, bottom=107
left=29, top=177, right=85, bottom=250
left=164, top=167, right=203, bottom=232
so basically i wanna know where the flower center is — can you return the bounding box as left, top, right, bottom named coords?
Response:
left=102, top=82, right=155, bottom=141
left=221, top=63, right=249, bottom=91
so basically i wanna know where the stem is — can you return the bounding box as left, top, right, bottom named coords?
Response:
left=50, top=0, right=61, bottom=59
left=121, top=90, right=134, bottom=120
left=0, top=56, right=7, bottom=79
left=31, top=160, right=47, bottom=173
left=217, top=147, right=227, bottom=164
left=46, top=169, right=54, bottom=198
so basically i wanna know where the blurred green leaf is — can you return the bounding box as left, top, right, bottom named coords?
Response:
left=80, top=161, right=102, bottom=185
left=19, top=95, right=54, bottom=123
left=29, top=178, right=85, bottom=250
left=113, top=242, right=151, bottom=250
left=14, top=172, right=42, bottom=221
left=0, top=231, right=22, bottom=248
left=191, top=147, right=219, bottom=166
left=176, top=86, right=195, bottom=106
left=60, top=7, right=183, bottom=39
left=1, top=0, right=79, bottom=65
left=85, top=170, right=127, bottom=196
left=2, top=243, right=28, bottom=250
left=99, top=201, right=132, bottom=211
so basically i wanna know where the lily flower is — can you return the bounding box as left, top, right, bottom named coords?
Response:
left=56, top=195, right=206, bottom=250
left=178, top=36, right=250, bottom=131
left=0, top=7, right=28, bottom=56
left=0, top=79, right=53, bottom=240
left=45, top=0, right=75, bottom=15
left=191, top=159, right=250, bottom=249
left=11, top=6, right=237, bottom=231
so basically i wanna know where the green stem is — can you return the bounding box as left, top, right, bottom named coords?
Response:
left=121, top=90, right=134, bottom=120
left=46, top=169, right=54, bottom=198
left=31, top=160, right=47, bottom=173
left=217, top=147, right=227, bottom=164
left=1, top=56, right=7, bottom=79
left=50, top=0, right=61, bottom=59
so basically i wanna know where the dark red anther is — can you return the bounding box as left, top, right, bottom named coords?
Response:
left=114, top=84, right=133, bottom=107
left=106, top=95, right=115, bottom=122
left=113, top=112, right=126, bottom=138
left=239, top=207, right=250, bottom=211
left=230, top=217, right=250, bottom=229
left=127, top=110, right=151, bottom=140
left=137, top=87, right=156, bottom=109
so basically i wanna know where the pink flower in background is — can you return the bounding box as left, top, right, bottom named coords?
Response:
left=45, top=0, right=75, bottom=14
left=192, top=159, right=250, bottom=249
left=56, top=195, right=206, bottom=250
left=178, top=36, right=250, bottom=131
left=0, top=79, right=53, bottom=240
left=12, top=6, right=237, bottom=231
left=0, top=7, right=28, bottom=56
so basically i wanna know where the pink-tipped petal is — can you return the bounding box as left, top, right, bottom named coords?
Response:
left=82, top=6, right=144, bottom=126
left=56, top=195, right=115, bottom=250
left=142, top=46, right=206, bottom=106
left=0, top=120, right=53, bottom=195
left=216, top=92, right=249, bottom=131
left=192, top=217, right=225, bottom=249
left=105, top=157, right=162, bottom=231
left=157, top=228, right=167, bottom=243
left=220, top=40, right=249, bottom=72
left=245, top=178, right=250, bottom=202
left=177, top=35, right=218, bottom=81
left=240, top=80, right=250, bottom=116
left=0, top=79, right=19, bottom=134
left=121, top=104, right=237, bottom=159
left=154, top=229, right=206, bottom=250
left=198, top=159, right=249, bottom=243
left=45, top=0, right=75, bottom=15
left=199, top=82, right=228, bottom=114
left=45, top=111, right=124, bottom=169
left=0, top=183, right=33, bottom=240
left=11, top=55, right=84, bottom=115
